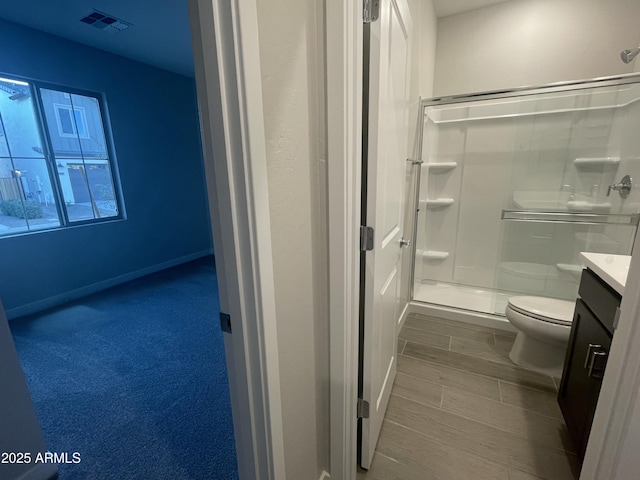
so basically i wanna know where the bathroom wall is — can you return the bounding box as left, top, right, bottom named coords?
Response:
left=0, top=19, right=212, bottom=318
left=434, top=0, right=640, bottom=97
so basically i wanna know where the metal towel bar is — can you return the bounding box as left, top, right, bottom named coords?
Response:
left=501, top=210, right=640, bottom=226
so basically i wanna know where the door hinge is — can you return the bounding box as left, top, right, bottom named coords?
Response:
left=613, top=306, right=621, bottom=330
left=220, top=312, right=232, bottom=334
left=363, top=0, right=380, bottom=23
left=360, top=226, right=374, bottom=251
left=357, top=398, right=370, bottom=419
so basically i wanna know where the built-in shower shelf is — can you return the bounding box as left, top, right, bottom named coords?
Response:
left=573, top=157, right=620, bottom=169
left=426, top=162, right=457, bottom=173
left=423, top=198, right=454, bottom=209
left=419, top=250, right=449, bottom=260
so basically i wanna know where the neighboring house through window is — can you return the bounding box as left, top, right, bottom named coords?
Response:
left=54, top=104, right=89, bottom=139
left=0, top=75, right=122, bottom=235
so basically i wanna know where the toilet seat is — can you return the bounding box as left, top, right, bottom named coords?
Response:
left=507, top=296, right=574, bottom=326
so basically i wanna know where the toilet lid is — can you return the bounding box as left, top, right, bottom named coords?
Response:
left=507, top=296, right=575, bottom=326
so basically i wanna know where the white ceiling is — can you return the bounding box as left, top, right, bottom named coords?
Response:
left=432, top=0, right=512, bottom=18
left=0, top=0, right=513, bottom=79
left=0, top=0, right=195, bottom=77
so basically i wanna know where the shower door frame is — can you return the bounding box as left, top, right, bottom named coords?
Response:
left=410, top=72, right=640, bottom=305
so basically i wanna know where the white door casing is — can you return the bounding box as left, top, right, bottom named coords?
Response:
left=188, top=1, right=286, bottom=479
left=360, top=0, right=413, bottom=469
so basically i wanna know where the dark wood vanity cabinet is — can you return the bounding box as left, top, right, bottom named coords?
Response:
left=558, top=268, right=620, bottom=461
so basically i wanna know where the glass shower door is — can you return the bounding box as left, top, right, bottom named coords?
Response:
left=413, top=77, right=640, bottom=316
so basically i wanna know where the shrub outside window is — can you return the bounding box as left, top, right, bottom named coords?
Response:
left=0, top=76, right=121, bottom=235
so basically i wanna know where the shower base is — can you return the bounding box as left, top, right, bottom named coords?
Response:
left=414, top=281, right=514, bottom=317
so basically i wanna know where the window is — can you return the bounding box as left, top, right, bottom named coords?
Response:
left=54, top=104, right=89, bottom=139
left=0, top=76, right=121, bottom=236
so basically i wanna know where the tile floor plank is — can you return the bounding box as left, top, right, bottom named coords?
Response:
left=398, top=326, right=451, bottom=349
left=403, top=341, right=556, bottom=392
left=508, top=468, right=546, bottom=480
left=397, top=338, right=406, bottom=355
left=449, top=336, right=513, bottom=365
left=397, top=354, right=501, bottom=401
left=499, top=380, right=564, bottom=419
left=407, top=313, right=515, bottom=336
left=441, top=386, right=574, bottom=452
left=392, top=372, right=443, bottom=408
left=357, top=452, right=441, bottom=480
left=385, top=394, right=579, bottom=480
left=404, top=315, right=496, bottom=344
left=377, top=420, right=510, bottom=480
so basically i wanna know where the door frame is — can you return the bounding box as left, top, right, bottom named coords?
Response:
left=188, top=1, right=285, bottom=479
left=326, top=1, right=363, bottom=479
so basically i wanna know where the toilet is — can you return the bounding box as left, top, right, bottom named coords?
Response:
left=505, top=296, right=576, bottom=378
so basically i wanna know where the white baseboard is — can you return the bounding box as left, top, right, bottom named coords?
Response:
left=6, top=249, right=214, bottom=320
left=397, top=300, right=410, bottom=332
left=408, top=301, right=516, bottom=332
left=319, top=471, right=330, bottom=480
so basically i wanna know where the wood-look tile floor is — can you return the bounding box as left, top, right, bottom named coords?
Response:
left=357, top=313, right=580, bottom=480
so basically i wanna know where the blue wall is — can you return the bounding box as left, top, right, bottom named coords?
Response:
left=0, top=19, right=213, bottom=318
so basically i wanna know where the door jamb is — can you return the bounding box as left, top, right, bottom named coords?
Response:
left=327, top=1, right=363, bottom=480
left=188, top=1, right=286, bottom=479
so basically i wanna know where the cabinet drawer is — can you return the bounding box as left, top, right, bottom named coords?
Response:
left=578, top=268, right=621, bottom=335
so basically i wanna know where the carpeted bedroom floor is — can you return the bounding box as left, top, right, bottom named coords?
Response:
left=10, top=256, right=238, bottom=479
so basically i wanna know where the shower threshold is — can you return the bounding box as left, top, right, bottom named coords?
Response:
left=414, top=281, right=515, bottom=317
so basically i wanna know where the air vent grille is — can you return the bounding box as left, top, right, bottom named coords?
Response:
left=80, top=10, right=131, bottom=32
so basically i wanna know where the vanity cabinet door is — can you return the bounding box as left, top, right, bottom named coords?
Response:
left=558, top=299, right=611, bottom=460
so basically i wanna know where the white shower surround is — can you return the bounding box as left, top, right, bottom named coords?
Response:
left=413, top=78, right=640, bottom=320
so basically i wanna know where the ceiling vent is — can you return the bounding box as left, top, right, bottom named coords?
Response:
left=80, top=10, right=131, bottom=32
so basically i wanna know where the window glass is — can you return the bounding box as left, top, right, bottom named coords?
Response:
left=0, top=76, right=121, bottom=236
left=40, top=87, right=118, bottom=223
left=0, top=77, right=60, bottom=234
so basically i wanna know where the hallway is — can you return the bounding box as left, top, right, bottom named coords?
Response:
left=358, top=313, right=580, bottom=480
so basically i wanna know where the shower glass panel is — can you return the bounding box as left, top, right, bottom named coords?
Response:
left=413, top=77, right=640, bottom=316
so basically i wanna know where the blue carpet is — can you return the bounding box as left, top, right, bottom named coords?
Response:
left=10, top=256, right=239, bottom=480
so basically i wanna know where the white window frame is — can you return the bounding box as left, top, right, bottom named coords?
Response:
left=53, top=103, right=90, bottom=139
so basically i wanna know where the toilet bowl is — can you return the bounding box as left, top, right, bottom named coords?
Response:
left=505, top=296, right=575, bottom=378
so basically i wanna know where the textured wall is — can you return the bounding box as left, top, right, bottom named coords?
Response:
left=256, top=0, right=328, bottom=477
left=0, top=19, right=212, bottom=317
left=434, top=0, right=640, bottom=96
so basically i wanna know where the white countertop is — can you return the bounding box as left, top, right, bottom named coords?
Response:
left=579, top=252, right=631, bottom=296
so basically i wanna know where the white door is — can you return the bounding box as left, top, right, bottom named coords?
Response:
left=359, top=0, right=413, bottom=470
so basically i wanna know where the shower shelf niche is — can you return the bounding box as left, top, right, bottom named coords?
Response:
left=422, top=198, right=454, bottom=209
left=573, top=157, right=620, bottom=169
left=425, top=162, right=457, bottom=173
left=418, top=250, right=449, bottom=260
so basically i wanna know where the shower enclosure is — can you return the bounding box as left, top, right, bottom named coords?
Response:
left=412, top=75, right=640, bottom=317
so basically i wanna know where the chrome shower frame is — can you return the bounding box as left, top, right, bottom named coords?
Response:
left=408, top=72, right=640, bottom=303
